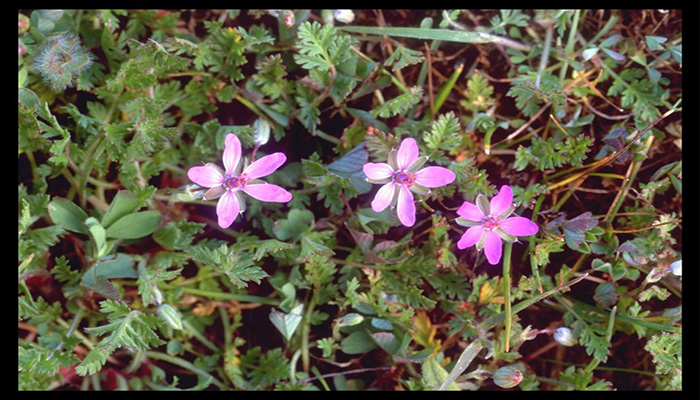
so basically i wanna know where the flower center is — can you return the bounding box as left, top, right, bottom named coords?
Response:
left=224, top=174, right=249, bottom=190
left=393, top=171, right=416, bottom=187
left=482, top=216, right=501, bottom=231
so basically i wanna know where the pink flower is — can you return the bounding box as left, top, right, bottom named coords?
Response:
left=363, top=137, right=455, bottom=227
left=455, top=185, right=538, bottom=265
left=187, top=134, right=292, bottom=229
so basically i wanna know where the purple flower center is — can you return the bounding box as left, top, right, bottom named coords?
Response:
left=482, top=216, right=501, bottom=231
left=224, top=174, right=249, bottom=190
left=393, top=171, right=416, bottom=187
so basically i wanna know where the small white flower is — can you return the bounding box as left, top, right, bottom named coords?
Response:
left=670, top=259, right=681, bottom=276
left=334, top=10, right=355, bottom=24
left=553, top=327, right=577, bottom=347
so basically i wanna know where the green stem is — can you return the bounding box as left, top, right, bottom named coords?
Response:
left=218, top=307, right=232, bottom=348
left=311, top=129, right=342, bottom=145
left=160, top=285, right=280, bottom=306
left=182, top=320, right=219, bottom=353
left=503, top=241, right=513, bottom=352
left=145, top=351, right=226, bottom=389
left=558, top=10, right=581, bottom=82
left=605, top=134, right=655, bottom=222
left=302, top=293, right=318, bottom=374
left=528, top=194, right=545, bottom=293
left=536, top=24, right=553, bottom=89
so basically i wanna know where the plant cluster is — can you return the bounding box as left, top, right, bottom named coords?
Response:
left=19, top=9, right=682, bottom=391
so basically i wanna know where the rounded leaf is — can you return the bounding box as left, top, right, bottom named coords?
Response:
left=105, top=211, right=161, bottom=239
left=101, top=191, right=140, bottom=228
left=48, top=197, right=89, bottom=234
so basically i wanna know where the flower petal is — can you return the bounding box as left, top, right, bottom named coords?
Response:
left=187, top=164, right=224, bottom=188
left=222, top=134, right=242, bottom=174
left=363, top=162, right=394, bottom=180
left=242, top=183, right=292, bottom=203
left=500, top=216, right=539, bottom=237
left=483, top=230, right=503, bottom=265
left=396, top=138, right=419, bottom=169
left=216, top=189, right=240, bottom=229
left=458, top=225, right=484, bottom=250
left=457, top=201, right=484, bottom=221
left=490, top=185, right=513, bottom=217
left=371, top=183, right=396, bottom=213
left=243, top=153, right=287, bottom=179
left=414, top=166, right=456, bottom=188
left=396, top=185, right=416, bottom=227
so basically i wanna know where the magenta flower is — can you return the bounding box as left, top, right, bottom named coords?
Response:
left=187, top=134, right=292, bottom=229
left=363, top=137, right=455, bottom=227
left=455, top=185, right=538, bottom=265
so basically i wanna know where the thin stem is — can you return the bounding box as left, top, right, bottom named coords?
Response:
left=145, top=351, right=226, bottom=389
left=159, top=284, right=280, bottom=306
left=502, top=241, right=513, bottom=352
left=558, top=10, right=581, bottom=82
left=536, top=24, right=553, bottom=89
left=47, top=309, right=83, bottom=361
left=528, top=194, right=545, bottom=293
left=604, top=133, right=655, bottom=222
left=302, top=293, right=318, bottom=374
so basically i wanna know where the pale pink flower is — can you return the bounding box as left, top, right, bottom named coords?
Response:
left=363, top=137, right=455, bottom=227
left=455, top=185, right=538, bottom=265
left=187, top=134, right=292, bottom=229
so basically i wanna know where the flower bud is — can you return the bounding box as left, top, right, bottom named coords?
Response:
left=338, top=313, right=364, bottom=327
left=492, top=366, right=523, bottom=388
left=253, top=118, right=270, bottom=146
left=157, top=304, right=183, bottom=331
left=520, top=325, right=539, bottom=342
left=645, top=267, right=665, bottom=283
left=18, top=14, right=29, bottom=34
left=334, top=10, right=355, bottom=24
left=553, top=327, right=577, bottom=347
left=282, top=10, right=295, bottom=28
left=670, top=260, right=681, bottom=276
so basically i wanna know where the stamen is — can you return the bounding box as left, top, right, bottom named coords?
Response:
left=224, top=174, right=249, bottom=190
left=482, top=216, right=501, bottom=230
left=393, top=171, right=416, bottom=187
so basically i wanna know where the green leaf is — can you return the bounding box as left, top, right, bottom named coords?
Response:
left=81, top=254, right=138, bottom=300
left=105, top=211, right=161, bottom=239
left=372, top=86, right=423, bottom=118
left=370, top=331, right=401, bottom=354
left=273, top=209, right=314, bottom=242
left=191, top=244, right=267, bottom=289
left=48, top=197, right=89, bottom=234
left=341, top=330, right=377, bottom=355
left=76, top=300, right=164, bottom=376
left=340, top=26, right=522, bottom=47
left=269, top=304, right=303, bottom=341
left=101, top=191, right=140, bottom=228
left=422, top=356, right=459, bottom=390
left=645, top=35, right=667, bottom=51
left=327, top=143, right=372, bottom=194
